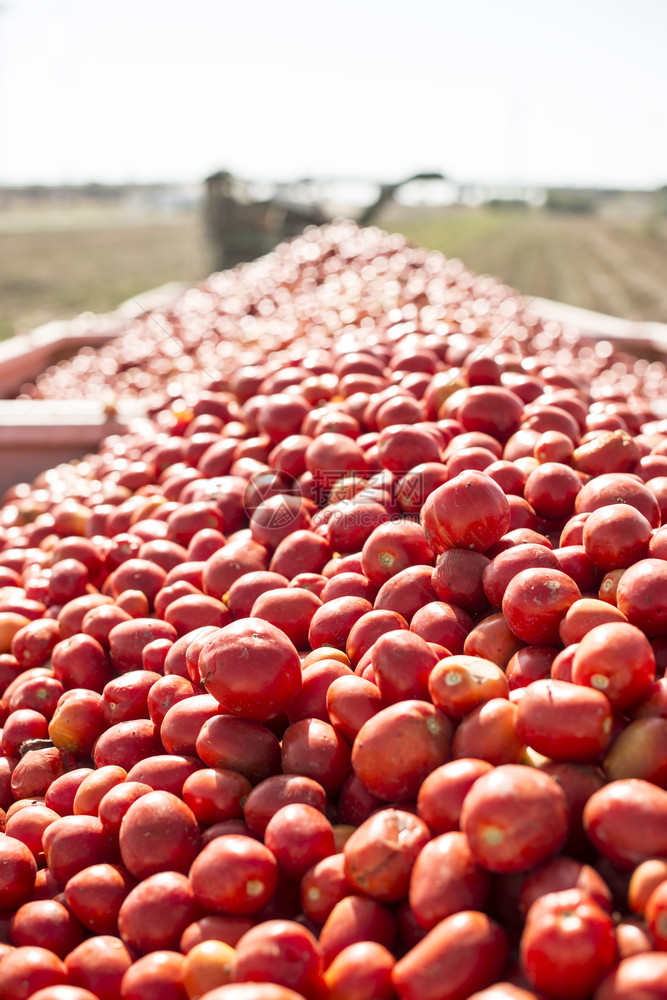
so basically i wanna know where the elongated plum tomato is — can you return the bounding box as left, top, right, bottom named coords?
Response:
left=392, top=910, right=508, bottom=1000
left=198, top=618, right=301, bottom=721
left=515, top=678, right=613, bottom=761
left=420, top=470, right=511, bottom=554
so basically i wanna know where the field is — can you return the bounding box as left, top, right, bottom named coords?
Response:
left=380, top=205, right=667, bottom=324
left=0, top=207, right=210, bottom=341
left=2, top=202, right=667, bottom=341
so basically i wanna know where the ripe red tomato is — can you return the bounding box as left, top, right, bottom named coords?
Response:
left=198, top=618, right=301, bottom=721
left=392, top=910, right=508, bottom=1000
left=421, top=470, right=511, bottom=554
left=460, top=764, right=569, bottom=873
left=571, top=621, right=655, bottom=709
left=520, top=888, right=618, bottom=999
left=515, top=678, right=613, bottom=760
left=502, top=565, right=582, bottom=644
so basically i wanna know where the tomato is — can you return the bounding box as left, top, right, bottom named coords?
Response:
left=326, top=674, right=383, bottom=743
left=352, top=700, right=452, bottom=801
left=410, top=600, right=472, bottom=654
left=458, top=385, right=524, bottom=443
left=64, top=863, right=135, bottom=935
left=616, top=559, right=667, bottom=636
left=0, top=835, right=37, bottom=912
left=482, top=543, right=560, bottom=609
left=182, top=767, right=252, bottom=827
left=463, top=612, right=526, bottom=667
left=595, top=952, right=667, bottom=1000
left=42, top=815, right=116, bottom=886
left=299, top=852, right=350, bottom=926
left=319, top=895, right=396, bottom=967
left=429, top=655, right=509, bottom=719
left=281, top=718, right=351, bottom=797
left=323, top=940, right=394, bottom=1000
left=198, top=618, right=301, bottom=721
left=197, top=714, right=281, bottom=785
left=4, top=803, right=59, bottom=861
left=502, top=568, right=581, bottom=645
left=628, top=858, right=667, bottom=915
left=392, top=910, right=508, bottom=1000
left=189, top=834, right=278, bottom=915
left=604, top=717, right=667, bottom=785
left=583, top=780, right=667, bottom=867
left=506, top=645, right=557, bottom=689
left=233, top=919, right=324, bottom=999
left=460, top=764, right=569, bottom=873
left=286, top=659, right=352, bottom=724
left=572, top=428, right=639, bottom=477
left=582, top=503, right=651, bottom=570
left=409, top=831, right=491, bottom=930
left=373, top=564, right=438, bottom=621
left=574, top=472, right=660, bottom=527
left=361, top=520, right=435, bottom=585
left=524, top=462, right=582, bottom=519
left=520, top=888, right=618, bottom=999
left=0, top=946, right=68, bottom=1000
left=371, top=630, right=437, bottom=704
left=431, top=548, right=491, bottom=614
left=119, top=950, right=187, bottom=1000
left=421, top=470, right=511, bottom=554
left=183, top=939, right=235, bottom=998
left=118, top=790, right=200, bottom=880
left=345, top=609, right=409, bottom=666
left=264, top=803, right=335, bottom=882
left=344, top=809, right=430, bottom=904
left=417, top=758, right=493, bottom=834
left=452, top=698, right=526, bottom=766
left=250, top=587, right=321, bottom=651
left=515, top=678, right=613, bottom=760
left=571, top=622, right=655, bottom=709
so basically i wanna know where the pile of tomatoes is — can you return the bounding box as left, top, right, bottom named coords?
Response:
left=3, top=222, right=667, bottom=999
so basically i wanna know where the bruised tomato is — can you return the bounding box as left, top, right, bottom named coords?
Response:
left=344, top=809, right=431, bottom=904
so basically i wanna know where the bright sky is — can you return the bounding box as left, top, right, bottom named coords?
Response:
left=1, top=0, right=666, bottom=190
